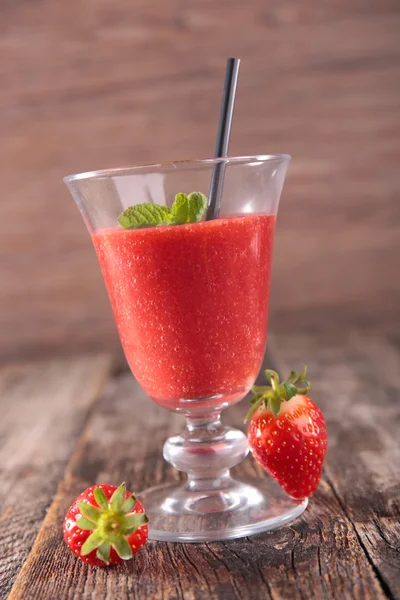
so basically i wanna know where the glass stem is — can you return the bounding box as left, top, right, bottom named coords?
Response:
left=163, top=411, right=249, bottom=493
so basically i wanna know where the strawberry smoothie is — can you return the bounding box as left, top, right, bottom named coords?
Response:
left=92, top=214, right=275, bottom=409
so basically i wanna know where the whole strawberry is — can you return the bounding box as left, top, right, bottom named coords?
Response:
left=64, top=482, right=148, bottom=566
left=246, top=367, right=327, bottom=499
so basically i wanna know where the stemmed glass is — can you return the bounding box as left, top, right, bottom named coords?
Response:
left=64, top=155, right=307, bottom=542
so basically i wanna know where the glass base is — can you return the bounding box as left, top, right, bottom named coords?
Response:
left=139, top=475, right=308, bottom=542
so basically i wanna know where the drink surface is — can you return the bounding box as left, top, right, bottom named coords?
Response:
left=92, top=214, right=275, bottom=406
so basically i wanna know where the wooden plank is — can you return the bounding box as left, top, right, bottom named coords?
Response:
left=0, top=355, right=112, bottom=599
left=0, top=1, right=399, bottom=361
left=8, top=331, right=399, bottom=599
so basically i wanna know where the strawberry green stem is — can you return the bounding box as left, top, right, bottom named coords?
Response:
left=244, top=366, right=311, bottom=422
left=77, top=483, right=148, bottom=564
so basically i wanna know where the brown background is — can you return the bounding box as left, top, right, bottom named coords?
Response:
left=1, top=0, right=400, bottom=362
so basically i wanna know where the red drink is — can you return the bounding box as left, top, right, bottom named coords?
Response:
left=92, top=214, right=275, bottom=408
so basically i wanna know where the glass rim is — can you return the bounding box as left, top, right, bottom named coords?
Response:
left=64, top=154, right=291, bottom=184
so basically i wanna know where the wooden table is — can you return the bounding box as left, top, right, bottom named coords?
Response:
left=1, top=313, right=399, bottom=599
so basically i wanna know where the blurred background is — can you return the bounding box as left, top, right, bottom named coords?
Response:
left=1, top=0, right=399, bottom=363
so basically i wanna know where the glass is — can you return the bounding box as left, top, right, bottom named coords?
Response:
left=64, top=155, right=307, bottom=542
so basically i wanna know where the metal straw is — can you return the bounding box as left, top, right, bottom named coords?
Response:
left=207, top=57, right=241, bottom=221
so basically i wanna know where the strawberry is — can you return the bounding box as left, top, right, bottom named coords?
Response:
left=63, top=482, right=148, bottom=566
left=246, top=367, right=327, bottom=499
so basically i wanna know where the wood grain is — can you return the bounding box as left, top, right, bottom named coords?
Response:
left=1, top=0, right=400, bottom=361
left=7, top=328, right=400, bottom=599
left=0, top=355, right=112, bottom=599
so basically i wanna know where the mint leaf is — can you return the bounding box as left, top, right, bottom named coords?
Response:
left=187, top=192, right=208, bottom=223
left=171, top=192, right=208, bottom=225
left=118, top=191, right=208, bottom=230
left=171, top=193, right=189, bottom=225
left=118, top=204, right=172, bottom=229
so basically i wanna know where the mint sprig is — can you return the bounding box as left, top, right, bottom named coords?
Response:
left=118, top=192, right=208, bottom=230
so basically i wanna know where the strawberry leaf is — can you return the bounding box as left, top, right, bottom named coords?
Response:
left=297, top=365, right=308, bottom=383
left=244, top=394, right=265, bottom=423
left=283, top=382, right=297, bottom=401
left=96, top=542, right=111, bottom=565
left=122, top=513, right=149, bottom=532
left=286, top=370, right=298, bottom=384
left=270, top=396, right=281, bottom=417
left=93, top=487, right=109, bottom=511
left=265, top=369, right=280, bottom=386
left=81, top=531, right=104, bottom=555
left=112, top=536, right=133, bottom=560
left=76, top=517, right=96, bottom=530
left=79, top=502, right=102, bottom=522
left=121, top=494, right=137, bottom=513
left=110, top=483, right=126, bottom=512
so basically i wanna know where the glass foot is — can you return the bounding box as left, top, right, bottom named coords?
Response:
left=139, top=475, right=308, bottom=542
